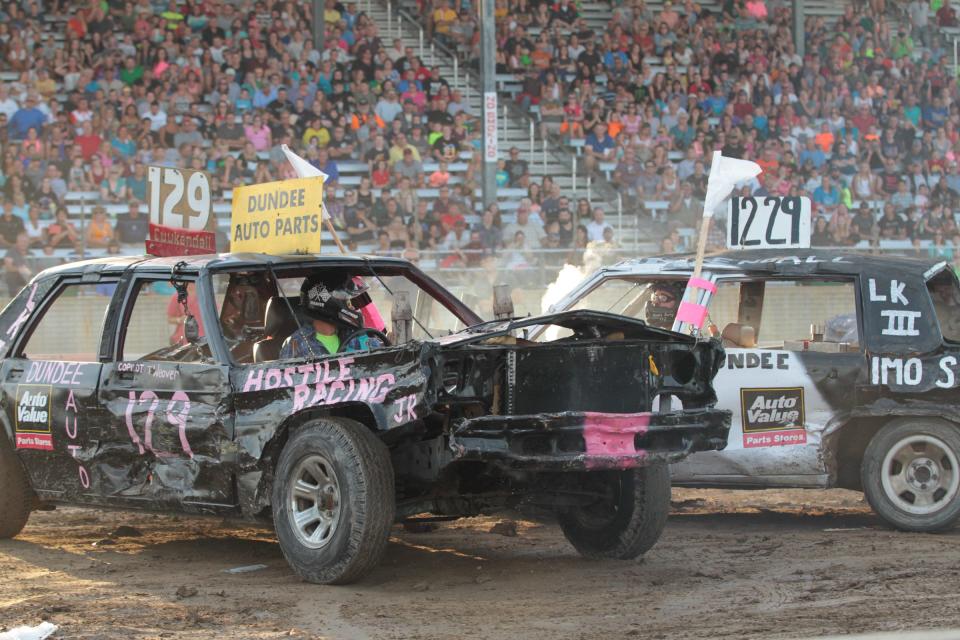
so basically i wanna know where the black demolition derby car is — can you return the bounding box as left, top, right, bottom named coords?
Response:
left=545, top=249, right=960, bottom=532
left=0, top=253, right=729, bottom=584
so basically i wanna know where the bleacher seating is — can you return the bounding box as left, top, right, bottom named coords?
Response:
left=3, top=0, right=960, bottom=287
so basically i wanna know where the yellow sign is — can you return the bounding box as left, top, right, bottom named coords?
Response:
left=230, top=177, right=324, bottom=254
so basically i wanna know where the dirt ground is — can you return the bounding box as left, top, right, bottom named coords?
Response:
left=2, top=488, right=960, bottom=640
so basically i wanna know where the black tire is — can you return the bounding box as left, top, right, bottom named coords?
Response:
left=272, top=417, right=395, bottom=584
left=861, top=418, right=960, bottom=532
left=0, top=439, right=32, bottom=539
left=558, top=464, right=671, bottom=559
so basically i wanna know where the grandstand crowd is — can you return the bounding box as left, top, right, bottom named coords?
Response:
left=1, top=0, right=960, bottom=293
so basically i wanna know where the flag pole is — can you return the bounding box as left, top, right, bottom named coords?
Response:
left=676, top=151, right=762, bottom=336
left=690, top=211, right=712, bottom=283
left=321, top=202, right=348, bottom=254
left=281, top=144, right=348, bottom=255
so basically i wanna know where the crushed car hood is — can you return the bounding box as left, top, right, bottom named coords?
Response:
left=433, top=310, right=697, bottom=347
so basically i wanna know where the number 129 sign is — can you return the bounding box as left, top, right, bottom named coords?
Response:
left=147, top=166, right=211, bottom=230
left=727, top=196, right=811, bottom=249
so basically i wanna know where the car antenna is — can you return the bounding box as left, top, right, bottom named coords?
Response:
left=265, top=261, right=320, bottom=359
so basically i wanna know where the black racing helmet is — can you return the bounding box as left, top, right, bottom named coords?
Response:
left=300, top=275, right=365, bottom=329
left=644, top=281, right=683, bottom=329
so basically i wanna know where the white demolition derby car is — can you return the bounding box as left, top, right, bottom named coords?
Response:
left=541, top=248, right=960, bottom=532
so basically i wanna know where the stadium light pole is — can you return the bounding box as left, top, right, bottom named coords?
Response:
left=313, top=0, right=325, bottom=53
left=480, top=0, right=497, bottom=210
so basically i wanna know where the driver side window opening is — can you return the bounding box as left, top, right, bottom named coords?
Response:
left=212, top=266, right=471, bottom=364
left=744, top=279, right=859, bottom=350
left=120, top=279, right=207, bottom=362
left=927, top=270, right=960, bottom=343
left=571, top=277, right=688, bottom=330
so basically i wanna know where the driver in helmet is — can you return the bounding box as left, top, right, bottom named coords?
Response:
left=280, top=275, right=384, bottom=359
left=644, top=281, right=682, bottom=329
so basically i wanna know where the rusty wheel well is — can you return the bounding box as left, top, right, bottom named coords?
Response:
left=262, top=403, right=381, bottom=467
left=252, top=404, right=381, bottom=515
left=831, top=417, right=891, bottom=491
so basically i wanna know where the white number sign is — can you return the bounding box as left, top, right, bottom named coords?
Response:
left=147, top=166, right=212, bottom=231
left=727, top=196, right=811, bottom=249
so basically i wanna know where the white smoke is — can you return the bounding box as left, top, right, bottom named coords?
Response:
left=539, top=241, right=613, bottom=316
left=541, top=263, right=588, bottom=315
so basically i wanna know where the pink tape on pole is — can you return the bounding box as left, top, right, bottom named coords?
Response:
left=675, top=301, right=708, bottom=328
left=687, top=277, right=717, bottom=293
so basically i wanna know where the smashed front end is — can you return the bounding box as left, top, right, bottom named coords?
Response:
left=439, top=311, right=730, bottom=471
left=378, top=310, right=729, bottom=518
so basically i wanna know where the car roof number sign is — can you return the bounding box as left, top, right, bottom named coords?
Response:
left=727, top=196, right=811, bottom=250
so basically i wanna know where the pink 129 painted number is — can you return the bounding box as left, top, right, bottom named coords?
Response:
left=124, top=390, right=194, bottom=459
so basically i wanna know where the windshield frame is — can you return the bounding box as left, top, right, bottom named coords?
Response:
left=205, top=258, right=484, bottom=365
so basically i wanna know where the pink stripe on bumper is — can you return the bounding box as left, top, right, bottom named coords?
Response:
left=583, top=412, right=650, bottom=469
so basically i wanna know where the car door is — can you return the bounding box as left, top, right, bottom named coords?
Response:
left=95, top=273, right=236, bottom=511
left=671, top=276, right=867, bottom=487
left=1, top=276, right=117, bottom=500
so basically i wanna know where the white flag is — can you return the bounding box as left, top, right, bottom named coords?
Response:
left=281, top=144, right=329, bottom=181
left=702, top=150, right=762, bottom=218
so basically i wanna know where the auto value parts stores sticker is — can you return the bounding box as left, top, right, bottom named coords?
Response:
left=14, top=384, right=53, bottom=450
left=740, top=387, right=807, bottom=448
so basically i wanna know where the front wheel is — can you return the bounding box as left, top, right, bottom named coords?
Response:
left=0, top=441, right=33, bottom=539
left=272, top=417, right=395, bottom=584
left=558, top=464, right=671, bottom=559
left=861, top=418, right=960, bottom=532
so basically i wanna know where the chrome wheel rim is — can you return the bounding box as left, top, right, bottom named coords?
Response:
left=881, top=434, right=960, bottom=516
left=288, top=454, right=342, bottom=549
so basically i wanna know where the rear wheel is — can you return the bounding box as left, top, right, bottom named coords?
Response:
left=558, top=464, right=670, bottom=559
left=861, top=418, right=960, bottom=532
left=0, top=441, right=33, bottom=538
left=272, top=417, right=395, bottom=584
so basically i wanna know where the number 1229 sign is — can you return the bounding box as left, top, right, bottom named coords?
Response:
left=727, top=196, right=811, bottom=249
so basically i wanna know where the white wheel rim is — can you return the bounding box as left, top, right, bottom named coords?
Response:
left=288, top=454, right=342, bottom=549
left=880, top=434, right=960, bottom=516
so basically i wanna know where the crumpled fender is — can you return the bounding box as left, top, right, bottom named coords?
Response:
left=231, top=342, right=437, bottom=516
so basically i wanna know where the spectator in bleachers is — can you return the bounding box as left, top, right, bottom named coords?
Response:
left=8, top=95, right=45, bottom=140
left=85, top=206, right=115, bottom=249
left=116, top=200, right=149, bottom=244
left=0, top=86, right=18, bottom=121
left=0, top=201, right=25, bottom=249
left=503, top=229, right=535, bottom=269
left=23, top=207, right=46, bottom=249
left=585, top=207, right=611, bottom=242
left=503, top=204, right=545, bottom=248
left=45, top=208, right=79, bottom=249
left=440, top=218, right=471, bottom=267
left=4, top=231, right=32, bottom=295
left=475, top=207, right=503, bottom=253
left=928, top=229, right=953, bottom=262
left=504, top=146, right=529, bottom=186
left=100, top=165, right=128, bottom=202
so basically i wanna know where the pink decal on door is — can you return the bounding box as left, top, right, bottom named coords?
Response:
left=125, top=390, right=194, bottom=458
left=166, top=391, right=194, bottom=459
